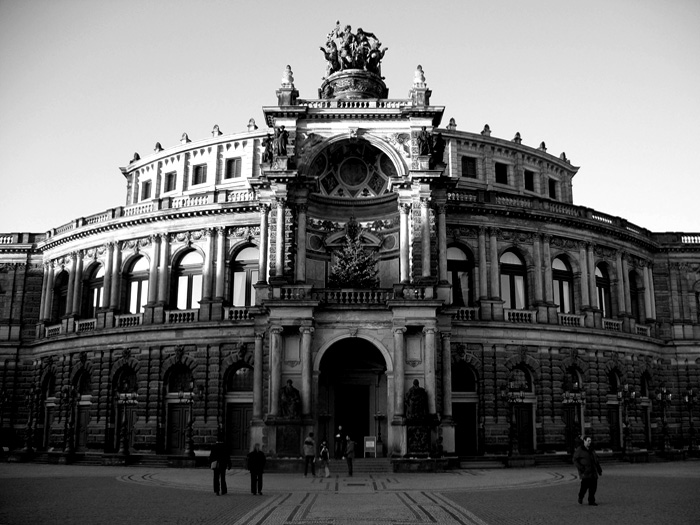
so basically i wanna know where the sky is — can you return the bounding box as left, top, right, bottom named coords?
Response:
left=1, top=0, right=699, bottom=235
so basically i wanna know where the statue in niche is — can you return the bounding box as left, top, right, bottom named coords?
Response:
left=273, top=126, right=289, bottom=158
left=431, top=132, right=446, bottom=168
left=416, top=126, right=433, bottom=156
left=405, top=379, right=428, bottom=421
left=262, top=133, right=274, bottom=163
left=279, top=379, right=301, bottom=418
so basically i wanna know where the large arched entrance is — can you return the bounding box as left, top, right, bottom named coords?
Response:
left=318, top=338, right=388, bottom=458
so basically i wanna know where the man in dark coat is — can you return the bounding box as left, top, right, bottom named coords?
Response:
left=247, top=443, right=266, bottom=495
left=573, top=435, right=603, bottom=505
left=208, top=437, right=232, bottom=495
left=345, top=435, right=355, bottom=477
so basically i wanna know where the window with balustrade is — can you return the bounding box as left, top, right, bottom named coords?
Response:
left=461, top=156, right=477, bottom=179
left=548, top=178, right=557, bottom=199
left=447, top=246, right=474, bottom=307
left=51, top=270, right=69, bottom=321
left=231, top=246, right=259, bottom=307
left=495, top=162, right=509, bottom=185
left=500, top=251, right=527, bottom=309
left=524, top=170, right=535, bottom=191
left=125, top=256, right=150, bottom=314
left=82, top=264, right=105, bottom=318
left=172, top=250, right=203, bottom=310
left=595, top=264, right=612, bottom=318
left=552, top=257, right=574, bottom=313
left=629, top=270, right=643, bottom=322
left=164, top=172, right=177, bottom=193
left=141, top=180, right=152, bottom=201
left=225, top=157, right=242, bottom=180
left=192, top=164, right=207, bottom=185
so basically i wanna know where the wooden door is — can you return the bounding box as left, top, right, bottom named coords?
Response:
left=453, top=403, right=478, bottom=456
left=515, top=405, right=534, bottom=454
left=608, top=406, right=621, bottom=450
left=226, top=404, right=252, bottom=456
left=75, top=406, right=90, bottom=451
left=167, top=404, right=188, bottom=454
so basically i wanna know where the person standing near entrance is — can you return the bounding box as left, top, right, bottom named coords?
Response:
left=345, top=435, right=355, bottom=476
left=247, top=443, right=266, bottom=495
left=303, top=432, right=316, bottom=477
left=209, top=435, right=232, bottom=496
left=334, top=425, right=345, bottom=459
left=573, top=435, right=603, bottom=506
left=320, top=441, right=331, bottom=478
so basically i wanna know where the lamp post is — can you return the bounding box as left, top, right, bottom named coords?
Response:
left=655, top=384, right=672, bottom=453
left=22, top=386, right=41, bottom=453
left=60, top=384, right=78, bottom=455
left=500, top=381, right=525, bottom=456
left=683, top=385, right=697, bottom=451
left=178, top=381, right=203, bottom=457
left=563, top=382, right=586, bottom=454
left=116, top=387, right=138, bottom=455
left=617, top=383, right=636, bottom=458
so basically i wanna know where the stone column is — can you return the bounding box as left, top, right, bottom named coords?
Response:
left=478, top=227, right=488, bottom=299
left=622, top=254, right=631, bottom=313
left=489, top=228, right=499, bottom=298
left=533, top=235, right=544, bottom=303
left=157, top=234, right=170, bottom=304
left=643, top=264, right=652, bottom=321
left=109, top=243, right=122, bottom=310
left=295, top=204, right=307, bottom=283
left=578, top=242, right=590, bottom=307
left=71, top=251, right=84, bottom=315
left=269, top=326, right=283, bottom=417
left=258, top=204, right=270, bottom=283
left=43, top=263, right=55, bottom=320
left=300, top=326, right=314, bottom=418
left=421, top=198, right=431, bottom=279
left=253, top=332, right=264, bottom=420
left=615, top=251, right=626, bottom=315
left=147, top=236, right=160, bottom=305
left=214, top=227, right=226, bottom=300
left=441, top=332, right=452, bottom=419
left=39, top=263, right=50, bottom=321
left=587, top=244, right=598, bottom=308
left=424, top=327, right=437, bottom=414
left=102, top=243, right=114, bottom=309
left=437, top=204, right=447, bottom=283
left=201, top=229, right=215, bottom=301
left=648, top=265, right=657, bottom=319
left=393, top=327, right=406, bottom=419
left=65, top=254, right=76, bottom=316
left=399, top=204, right=411, bottom=283
left=543, top=235, right=554, bottom=303
left=274, top=198, right=286, bottom=280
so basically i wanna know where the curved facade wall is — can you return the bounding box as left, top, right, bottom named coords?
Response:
left=1, top=63, right=699, bottom=464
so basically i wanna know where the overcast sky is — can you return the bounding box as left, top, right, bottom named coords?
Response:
left=1, top=0, right=698, bottom=235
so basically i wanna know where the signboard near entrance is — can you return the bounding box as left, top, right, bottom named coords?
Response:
left=364, top=435, right=377, bottom=458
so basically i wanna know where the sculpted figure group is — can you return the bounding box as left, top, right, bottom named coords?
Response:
left=320, top=21, right=388, bottom=77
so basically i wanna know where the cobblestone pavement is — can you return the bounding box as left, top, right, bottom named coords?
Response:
left=1, top=461, right=698, bottom=524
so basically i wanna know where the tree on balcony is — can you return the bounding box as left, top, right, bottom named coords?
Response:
left=328, top=217, right=378, bottom=289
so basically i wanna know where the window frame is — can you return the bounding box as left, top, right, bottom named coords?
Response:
left=552, top=257, right=574, bottom=314
left=224, top=157, right=242, bottom=180
left=125, top=256, right=150, bottom=314
left=164, top=172, right=177, bottom=193
left=500, top=251, right=527, bottom=310
left=494, top=162, right=509, bottom=185
left=461, top=156, right=477, bottom=179
left=192, top=164, right=207, bottom=186
left=524, top=170, right=535, bottom=192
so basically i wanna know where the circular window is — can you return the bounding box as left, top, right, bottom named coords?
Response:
left=339, top=157, right=368, bottom=187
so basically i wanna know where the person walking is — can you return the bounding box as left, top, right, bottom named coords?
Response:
left=345, top=435, right=355, bottom=476
left=303, top=432, right=316, bottom=477
left=320, top=441, right=331, bottom=478
left=573, top=435, right=603, bottom=506
left=247, top=443, right=266, bottom=495
left=208, top=436, right=232, bottom=496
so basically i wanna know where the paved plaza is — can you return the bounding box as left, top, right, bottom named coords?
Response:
left=0, top=460, right=698, bottom=524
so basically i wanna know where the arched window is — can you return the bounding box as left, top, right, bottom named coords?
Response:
left=595, top=264, right=612, bottom=318
left=509, top=366, right=533, bottom=392
left=52, top=270, right=70, bottom=321
left=114, top=367, right=138, bottom=393
left=552, top=257, right=574, bottom=313
left=226, top=364, right=254, bottom=392
left=82, top=264, right=105, bottom=318
left=125, top=256, right=150, bottom=314
left=451, top=361, right=477, bottom=392
left=74, top=369, right=91, bottom=396
left=231, top=246, right=259, bottom=307
left=172, top=251, right=203, bottom=310
left=447, top=246, right=473, bottom=307
left=640, top=373, right=651, bottom=398
left=608, top=370, right=620, bottom=394
left=500, top=251, right=527, bottom=310
left=563, top=367, right=582, bottom=391
left=167, top=363, right=193, bottom=394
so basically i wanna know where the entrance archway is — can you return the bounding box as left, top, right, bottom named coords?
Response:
left=318, top=337, right=388, bottom=458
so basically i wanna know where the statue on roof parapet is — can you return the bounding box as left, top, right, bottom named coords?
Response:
left=321, top=21, right=387, bottom=77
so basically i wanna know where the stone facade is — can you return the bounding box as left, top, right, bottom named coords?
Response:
left=1, top=33, right=699, bottom=464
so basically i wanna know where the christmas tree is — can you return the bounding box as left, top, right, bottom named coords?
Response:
left=328, top=217, right=378, bottom=288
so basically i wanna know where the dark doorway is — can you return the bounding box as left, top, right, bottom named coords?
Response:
left=608, top=405, right=621, bottom=451
left=115, top=405, right=138, bottom=453
left=226, top=404, right=252, bottom=456
left=75, top=406, right=89, bottom=451
left=167, top=404, right=188, bottom=454
left=453, top=403, right=478, bottom=456
left=515, top=405, right=534, bottom=454
left=334, top=384, right=370, bottom=446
